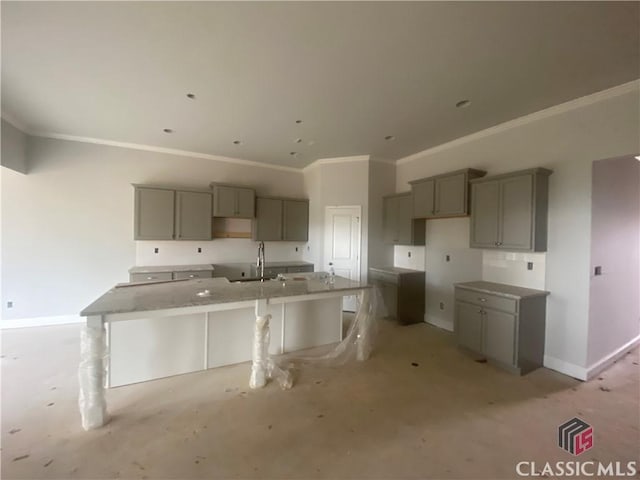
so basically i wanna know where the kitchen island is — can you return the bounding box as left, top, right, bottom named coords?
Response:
left=78, top=272, right=371, bottom=429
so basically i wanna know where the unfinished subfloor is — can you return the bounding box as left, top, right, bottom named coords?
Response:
left=2, top=319, right=639, bottom=479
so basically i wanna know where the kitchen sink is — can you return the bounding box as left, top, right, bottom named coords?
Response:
left=233, top=276, right=277, bottom=283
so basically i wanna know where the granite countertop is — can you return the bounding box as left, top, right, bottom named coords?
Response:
left=129, top=264, right=215, bottom=274
left=81, top=272, right=370, bottom=317
left=455, top=281, right=549, bottom=299
left=369, top=266, right=424, bottom=275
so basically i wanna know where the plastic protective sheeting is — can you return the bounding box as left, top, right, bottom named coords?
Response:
left=251, top=286, right=381, bottom=390
left=78, top=322, right=109, bottom=430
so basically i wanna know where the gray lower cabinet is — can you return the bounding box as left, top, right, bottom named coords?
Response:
left=134, top=187, right=175, bottom=240
left=211, top=185, right=255, bottom=218
left=410, top=168, right=486, bottom=219
left=470, top=168, right=552, bottom=251
left=383, top=193, right=425, bottom=245
left=454, top=282, right=548, bottom=375
left=369, top=268, right=425, bottom=325
left=134, top=185, right=212, bottom=241
left=253, top=197, right=309, bottom=242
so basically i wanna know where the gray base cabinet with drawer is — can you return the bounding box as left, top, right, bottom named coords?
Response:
left=369, top=267, right=425, bottom=325
left=454, top=282, right=548, bottom=374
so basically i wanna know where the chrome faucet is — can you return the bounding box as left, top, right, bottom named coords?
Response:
left=256, top=241, right=265, bottom=280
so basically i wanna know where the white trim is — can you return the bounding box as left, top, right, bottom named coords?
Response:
left=425, top=315, right=454, bottom=332
left=29, top=132, right=302, bottom=173
left=543, top=354, right=587, bottom=381
left=303, top=155, right=370, bottom=172
left=585, top=334, right=640, bottom=380
left=1, top=314, right=83, bottom=329
left=1, top=112, right=30, bottom=133
left=397, top=79, right=640, bottom=166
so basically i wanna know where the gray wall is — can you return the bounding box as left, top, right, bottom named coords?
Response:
left=1, top=119, right=28, bottom=174
left=1, top=136, right=304, bottom=321
left=367, top=159, right=395, bottom=269
left=587, top=155, right=640, bottom=366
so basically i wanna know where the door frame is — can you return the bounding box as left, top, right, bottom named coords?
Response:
left=323, top=205, right=362, bottom=281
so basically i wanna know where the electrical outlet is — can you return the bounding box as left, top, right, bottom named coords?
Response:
left=439, top=302, right=444, bottom=310
left=7, top=301, right=13, bottom=308
left=154, top=248, right=159, bottom=254
left=295, top=247, right=299, bottom=252
left=408, top=251, right=411, bottom=258
left=197, top=247, right=202, bottom=253
left=307, top=245, right=310, bottom=251
left=445, top=255, right=450, bottom=262
left=527, top=262, right=533, bottom=270
left=594, top=266, right=602, bottom=276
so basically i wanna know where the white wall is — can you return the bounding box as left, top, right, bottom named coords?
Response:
left=368, top=159, right=396, bottom=270
left=1, top=119, right=28, bottom=174
left=587, top=155, right=640, bottom=368
left=1, top=137, right=305, bottom=322
left=303, top=157, right=370, bottom=281
left=395, top=84, right=640, bottom=373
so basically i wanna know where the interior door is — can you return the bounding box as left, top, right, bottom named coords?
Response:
left=324, top=206, right=361, bottom=312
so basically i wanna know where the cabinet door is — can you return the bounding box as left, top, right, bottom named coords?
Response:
left=499, top=174, right=533, bottom=250
left=175, top=191, right=212, bottom=240
left=213, top=186, right=237, bottom=217
left=483, top=308, right=516, bottom=365
left=383, top=196, right=399, bottom=244
left=253, top=197, right=283, bottom=241
left=412, top=180, right=434, bottom=218
left=236, top=188, right=255, bottom=218
left=470, top=181, right=500, bottom=248
left=283, top=200, right=309, bottom=241
left=435, top=172, right=466, bottom=216
left=396, top=195, right=413, bottom=244
left=455, top=301, right=483, bottom=353
left=134, top=187, right=175, bottom=240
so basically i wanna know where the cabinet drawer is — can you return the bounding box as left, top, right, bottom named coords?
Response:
left=455, top=288, right=517, bottom=313
left=130, top=272, right=173, bottom=283
left=369, top=270, right=398, bottom=285
left=173, top=270, right=213, bottom=280
left=287, top=265, right=314, bottom=273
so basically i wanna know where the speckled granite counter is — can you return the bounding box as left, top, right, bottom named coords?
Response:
left=81, top=272, right=369, bottom=317
left=369, top=266, right=424, bottom=275
left=128, top=264, right=215, bottom=274
left=455, top=281, right=549, bottom=299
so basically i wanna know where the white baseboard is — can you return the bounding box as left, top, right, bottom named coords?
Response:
left=543, top=355, right=587, bottom=381
left=585, top=334, right=640, bottom=380
left=425, top=315, right=454, bottom=332
left=1, top=314, right=83, bottom=329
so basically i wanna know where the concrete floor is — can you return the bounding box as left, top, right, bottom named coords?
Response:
left=1, top=320, right=639, bottom=479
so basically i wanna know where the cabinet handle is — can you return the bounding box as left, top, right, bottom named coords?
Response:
left=189, top=274, right=195, bottom=278
left=146, top=276, right=155, bottom=280
left=497, top=242, right=502, bottom=246
left=477, top=309, right=483, bottom=313
left=478, top=297, right=487, bottom=302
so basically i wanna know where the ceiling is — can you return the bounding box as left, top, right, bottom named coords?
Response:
left=2, top=2, right=639, bottom=169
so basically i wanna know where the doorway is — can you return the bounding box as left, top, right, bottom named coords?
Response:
left=324, top=206, right=362, bottom=312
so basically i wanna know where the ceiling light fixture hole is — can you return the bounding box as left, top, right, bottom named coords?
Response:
left=456, top=99, right=471, bottom=108
left=163, top=128, right=173, bottom=134
left=290, top=151, right=298, bottom=156
left=295, top=120, right=303, bottom=124
left=233, top=140, right=242, bottom=145
left=295, top=138, right=302, bottom=144
left=384, top=135, right=395, bottom=141
left=186, top=93, right=196, bottom=99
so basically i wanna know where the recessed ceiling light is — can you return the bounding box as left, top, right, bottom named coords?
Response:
left=456, top=99, right=471, bottom=108
left=294, top=138, right=302, bottom=144
left=163, top=128, right=173, bottom=133
left=384, top=135, right=395, bottom=141
left=186, top=93, right=196, bottom=99
left=295, top=120, right=303, bottom=124
left=233, top=140, right=242, bottom=145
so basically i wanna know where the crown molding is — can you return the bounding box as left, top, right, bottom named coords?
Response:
left=29, top=132, right=302, bottom=173
left=397, top=79, right=640, bottom=166
left=303, top=155, right=371, bottom=172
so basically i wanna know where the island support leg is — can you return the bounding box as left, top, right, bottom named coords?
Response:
left=79, top=315, right=109, bottom=430
left=249, top=299, right=271, bottom=389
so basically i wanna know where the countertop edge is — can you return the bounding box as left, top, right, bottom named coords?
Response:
left=454, top=282, right=550, bottom=299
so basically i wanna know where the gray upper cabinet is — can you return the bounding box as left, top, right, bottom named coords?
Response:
left=211, top=184, right=255, bottom=218
left=133, top=185, right=212, bottom=241
left=383, top=193, right=425, bottom=245
left=134, top=187, right=176, bottom=240
left=470, top=168, right=552, bottom=251
left=253, top=197, right=283, bottom=241
left=410, top=169, right=486, bottom=219
left=175, top=191, right=212, bottom=240
left=283, top=199, right=309, bottom=241
left=253, top=197, right=309, bottom=242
